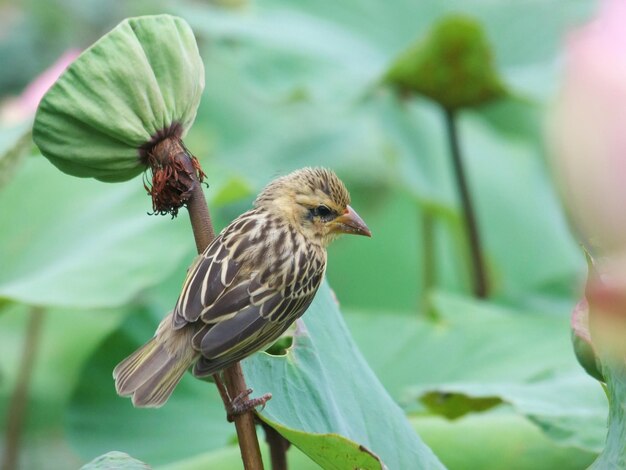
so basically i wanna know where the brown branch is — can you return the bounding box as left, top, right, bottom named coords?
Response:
left=152, top=137, right=265, bottom=470
left=262, top=422, right=290, bottom=470
left=1, top=307, right=45, bottom=470
left=223, top=365, right=265, bottom=469
left=443, top=108, right=489, bottom=298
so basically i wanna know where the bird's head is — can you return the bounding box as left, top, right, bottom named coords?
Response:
left=255, top=167, right=371, bottom=246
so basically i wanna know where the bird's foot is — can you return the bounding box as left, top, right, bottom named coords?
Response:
left=226, top=388, right=272, bottom=422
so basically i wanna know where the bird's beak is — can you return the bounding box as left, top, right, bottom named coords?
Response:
left=329, top=205, right=372, bottom=237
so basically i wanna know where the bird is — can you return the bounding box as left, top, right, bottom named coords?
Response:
left=113, top=167, right=371, bottom=408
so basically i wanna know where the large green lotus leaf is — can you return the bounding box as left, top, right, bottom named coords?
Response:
left=343, top=292, right=608, bottom=453
left=68, top=283, right=442, bottom=469
left=0, top=155, right=192, bottom=308
left=179, top=0, right=592, bottom=108
left=157, top=444, right=322, bottom=470
left=156, top=408, right=598, bottom=470
left=457, top=114, right=582, bottom=296
left=81, top=451, right=150, bottom=470
left=67, top=308, right=235, bottom=466
left=183, top=4, right=583, bottom=303
left=412, top=411, right=596, bottom=469
left=33, top=15, right=204, bottom=182
left=242, top=283, right=444, bottom=470
left=0, top=303, right=128, bottom=469
left=409, top=374, right=607, bottom=453
left=371, top=95, right=582, bottom=299
left=589, top=359, right=626, bottom=468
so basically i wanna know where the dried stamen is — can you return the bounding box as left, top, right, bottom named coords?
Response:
left=142, top=133, right=206, bottom=218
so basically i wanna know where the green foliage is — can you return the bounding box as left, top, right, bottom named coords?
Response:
left=589, top=360, right=626, bottom=468
left=385, top=15, right=507, bottom=109
left=67, top=285, right=443, bottom=469
left=67, top=309, right=235, bottom=464
left=413, top=412, right=596, bottom=469
left=244, top=285, right=443, bottom=469
left=0, top=0, right=610, bottom=469
left=0, top=156, right=192, bottom=308
left=345, top=293, right=608, bottom=455
left=81, top=451, right=150, bottom=470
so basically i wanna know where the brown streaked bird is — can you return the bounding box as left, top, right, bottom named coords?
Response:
left=114, top=167, right=371, bottom=407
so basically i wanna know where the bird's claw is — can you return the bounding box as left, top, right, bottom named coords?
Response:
left=226, top=389, right=272, bottom=422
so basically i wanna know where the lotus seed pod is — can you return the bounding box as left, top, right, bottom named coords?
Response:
left=385, top=15, right=507, bottom=110
left=33, top=15, right=205, bottom=183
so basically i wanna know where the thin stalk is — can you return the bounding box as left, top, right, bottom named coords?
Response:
left=443, top=108, right=488, bottom=298
left=420, top=209, right=437, bottom=316
left=262, top=422, right=289, bottom=470
left=1, top=307, right=45, bottom=470
left=167, top=140, right=264, bottom=470
left=223, top=365, right=265, bottom=470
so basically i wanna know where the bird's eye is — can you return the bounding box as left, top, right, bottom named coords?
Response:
left=315, top=205, right=332, bottom=217
left=309, top=204, right=334, bottom=220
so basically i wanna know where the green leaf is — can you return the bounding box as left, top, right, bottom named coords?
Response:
left=0, top=303, right=128, bottom=468
left=243, top=283, right=444, bottom=470
left=156, top=444, right=323, bottom=470
left=384, top=14, right=507, bottom=109
left=344, top=292, right=608, bottom=453
left=0, top=155, right=192, bottom=308
left=419, top=391, right=502, bottom=420
left=67, top=308, right=236, bottom=466
left=256, top=420, right=384, bottom=470
left=0, top=121, right=32, bottom=191
left=409, top=374, right=607, bottom=453
left=210, top=176, right=254, bottom=207
left=589, top=359, right=626, bottom=468
left=33, top=15, right=204, bottom=182
left=412, top=411, right=597, bottom=470
left=81, top=451, right=150, bottom=470
left=68, top=284, right=442, bottom=469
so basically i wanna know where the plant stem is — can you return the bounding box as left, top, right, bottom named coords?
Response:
left=588, top=360, right=626, bottom=468
left=1, top=307, right=45, bottom=470
left=420, top=208, right=436, bottom=316
left=166, top=139, right=265, bottom=470
left=262, top=422, right=289, bottom=470
left=223, top=365, right=265, bottom=470
left=443, top=108, right=488, bottom=298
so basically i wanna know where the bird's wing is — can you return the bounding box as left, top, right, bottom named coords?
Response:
left=189, top=258, right=324, bottom=361
left=172, top=210, right=262, bottom=329
left=172, top=210, right=325, bottom=361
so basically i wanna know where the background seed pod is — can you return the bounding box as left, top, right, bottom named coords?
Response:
left=33, top=15, right=205, bottom=182
left=384, top=15, right=507, bottom=110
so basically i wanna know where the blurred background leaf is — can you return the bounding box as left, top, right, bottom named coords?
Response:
left=0, top=0, right=607, bottom=469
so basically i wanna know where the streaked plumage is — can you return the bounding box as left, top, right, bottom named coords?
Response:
left=114, top=167, right=370, bottom=407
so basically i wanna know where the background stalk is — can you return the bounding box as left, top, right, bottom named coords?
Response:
left=1, top=307, right=45, bottom=470
left=420, top=208, right=436, bottom=316
left=443, top=108, right=488, bottom=298
left=155, top=138, right=265, bottom=470
left=262, top=422, right=289, bottom=470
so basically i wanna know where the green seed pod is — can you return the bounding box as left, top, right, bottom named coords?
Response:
left=384, top=15, right=507, bottom=110
left=33, top=15, right=204, bottom=183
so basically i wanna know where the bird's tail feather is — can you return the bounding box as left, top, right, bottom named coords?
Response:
left=113, top=315, right=196, bottom=408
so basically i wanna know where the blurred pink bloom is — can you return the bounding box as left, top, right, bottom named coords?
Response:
left=550, top=0, right=626, bottom=257
left=0, top=49, right=80, bottom=124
